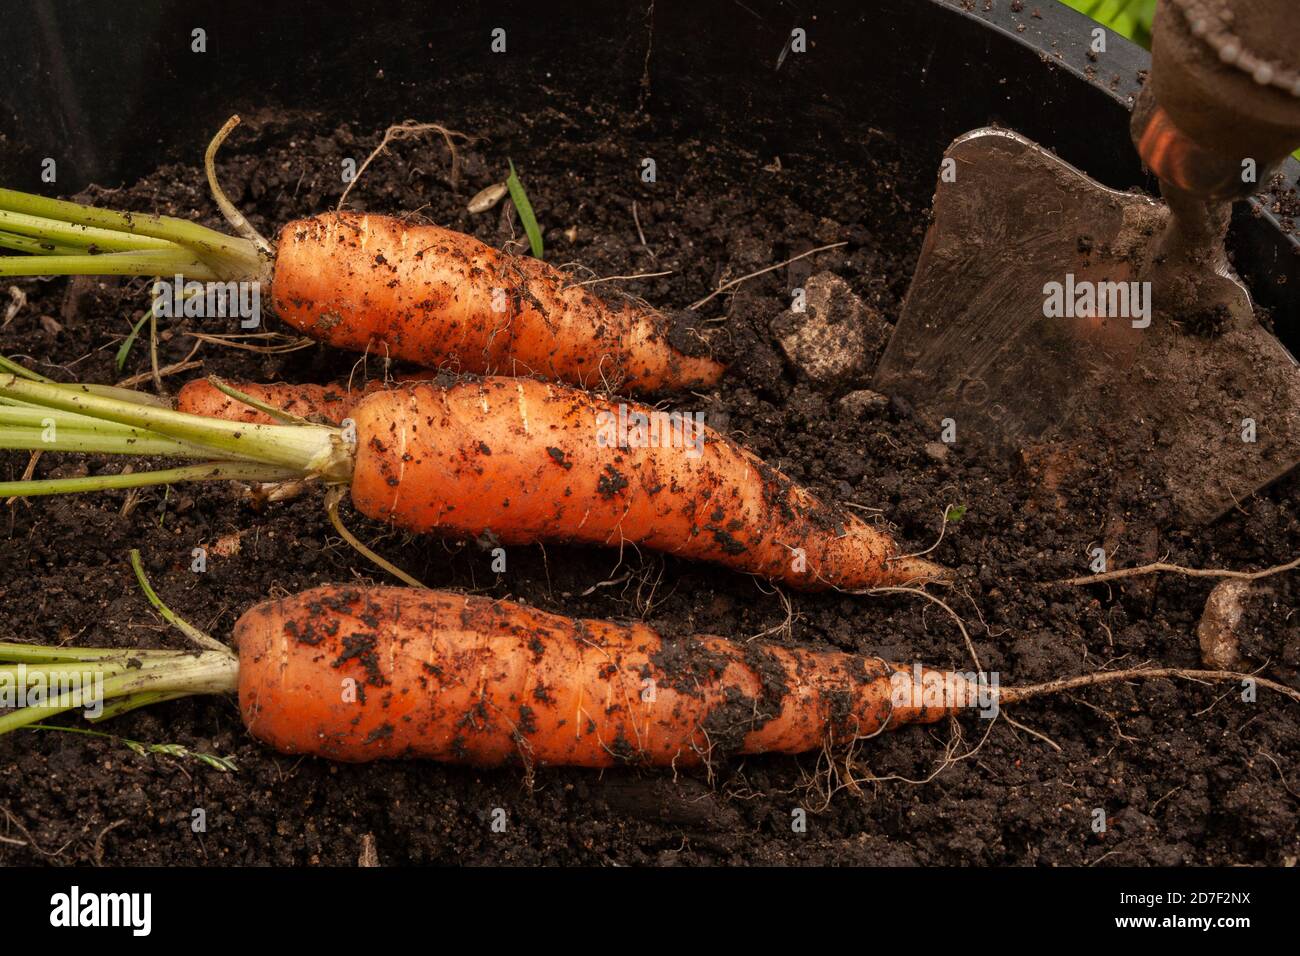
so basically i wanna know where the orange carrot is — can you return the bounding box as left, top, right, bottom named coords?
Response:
left=233, top=586, right=970, bottom=765
left=8, top=580, right=1287, bottom=768
left=0, top=182, right=724, bottom=394
left=0, top=583, right=971, bottom=767
left=176, top=374, right=431, bottom=426
left=272, top=213, right=724, bottom=393
left=1, top=374, right=942, bottom=588
left=177, top=375, right=943, bottom=589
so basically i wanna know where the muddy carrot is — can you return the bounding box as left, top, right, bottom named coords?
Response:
left=269, top=212, right=722, bottom=392
left=9, top=577, right=1290, bottom=769
left=0, top=374, right=944, bottom=590
left=175, top=374, right=432, bottom=426
left=345, top=378, right=943, bottom=588
left=0, top=128, right=724, bottom=394
left=0, top=583, right=969, bottom=766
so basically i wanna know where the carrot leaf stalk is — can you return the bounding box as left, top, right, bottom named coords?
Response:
left=0, top=186, right=267, bottom=283
left=0, top=551, right=238, bottom=737
left=0, top=355, right=169, bottom=405
left=0, top=644, right=238, bottom=735
left=204, top=116, right=274, bottom=257
left=0, top=353, right=55, bottom=383
left=0, top=372, right=353, bottom=498
left=128, top=548, right=231, bottom=655
left=206, top=374, right=314, bottom=426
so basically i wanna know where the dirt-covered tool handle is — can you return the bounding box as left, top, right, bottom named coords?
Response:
left=1132, top=0, right=1300, bottom=200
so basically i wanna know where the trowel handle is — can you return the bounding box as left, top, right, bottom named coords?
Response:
left=1131, top=0, right=1300, bottom=201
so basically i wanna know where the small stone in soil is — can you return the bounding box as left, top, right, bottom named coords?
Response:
left=924, top=441, right=949, bottom=462
left=837, top=388, right=889, bottom=417
left=770, top=271, right=887, bottom=386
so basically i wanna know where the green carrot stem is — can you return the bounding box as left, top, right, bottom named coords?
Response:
left=0, top=549, right=241, bottom=739
left=0, top=461, right=305, bottom=497
left=0, top=230, right=83, bottom=256
left=326, top=487, right=427, bottom=589
left=0, top=653, right=239, bottom=735
left=0, top=426, right=221, bottom=458
left=0, top=662, right=132, bottom=682
left=0, top=405, right=230, bottom=459
left=76, top=384, right=171, bottom=407
left=129, top=549, right=230, bottom=655
left=0, top=371, right=167, bottom=410
left=0, top=207, right=182, bottom=253
left=0, top=403, right=185, bottom=433
left=0, top=640, right=188, bottom=663
left=0, top=250, right=220, bottom=280
left=148, top=305, right=162, bottom=390
left=0, top=374, right=351, bottom=478
left=91, top=690, right=194, bottom=721
left=208, top=375, right=311, bottom=425
left=0, top=653, right=204, bottom=699
left=0, top=187, right=267, bottom=282
left=0, top=355, right=55, bottom=383
left=205, top=116, right=274, bottom=256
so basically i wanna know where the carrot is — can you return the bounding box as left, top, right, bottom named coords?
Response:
left=346, top=378, right=943, bottom=588
left=0, top=581, right=971, bottom=767
left=238, top=587, right=963, bottom=765
left=175, top=374, right=432, bottom=426
left=0, top=373, right=944, bottom=590
left=0, top=184, right=724, bottom=394
left=9, top=574, right=1292, bottom=769
left=271, top=212, right=723, bottom=392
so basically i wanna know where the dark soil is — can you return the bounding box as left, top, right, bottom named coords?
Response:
left=2, top=93, right=1297, bottom=867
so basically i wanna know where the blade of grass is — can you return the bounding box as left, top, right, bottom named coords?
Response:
left=117, top=311, right=153, bottom=373
left=116, top=285, right=201, bottom=375
left=506, top=159, right=544, bottom=259
left=25, top=723, right=237, bottom=771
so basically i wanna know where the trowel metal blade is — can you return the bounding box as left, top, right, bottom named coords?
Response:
left=873, top=128, right=1300, bottom=524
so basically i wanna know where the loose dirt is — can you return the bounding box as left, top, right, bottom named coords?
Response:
left=1, top=95, right=1296, bottom=866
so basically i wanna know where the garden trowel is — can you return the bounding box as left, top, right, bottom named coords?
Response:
left=873, top=0, right=1300, bottom=524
